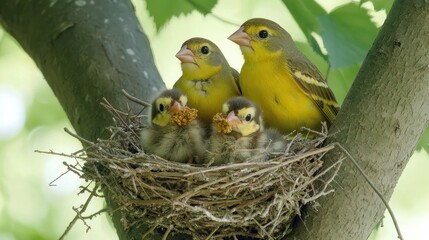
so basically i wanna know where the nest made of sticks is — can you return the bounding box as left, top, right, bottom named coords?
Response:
left=59, top=93, right=341, bottom=240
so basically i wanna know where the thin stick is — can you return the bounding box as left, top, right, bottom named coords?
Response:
left=141, top=225, right=157, bottom=240
left=162, top=225, right=174, bottom=240
left=82, top=208, right=108, bottom=220
left=49, top=163, right=79, bottom=186
left=64, top=127, right=94, bottom=145
left=332, top=142, right=404, bottom=240
left=122, top=89, right=151, bottom=107
left=101, top=98, right=139, bottom=138
left=59, top=185, right=99, bottom=240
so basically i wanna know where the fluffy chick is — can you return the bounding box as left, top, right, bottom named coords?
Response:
left=140, top=89, right=205, bottom=164
left=207, top=97, right=287, bottom=166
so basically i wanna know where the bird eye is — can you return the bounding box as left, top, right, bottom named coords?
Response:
left=159, top=103, right=165, bottom=112
left=245, top=114, right=252, bottom=122
left=201, top=46, right=209, bottom=54
left=259, top=30, right=268, bottom=39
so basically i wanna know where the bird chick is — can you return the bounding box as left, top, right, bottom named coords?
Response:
left=140, top=89, right=205, bottom=164
left=207, top=96, right=286, bottom=166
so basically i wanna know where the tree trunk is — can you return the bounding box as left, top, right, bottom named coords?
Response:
left=0, top=0, right=165, bottom=239
left=1, top=0, right=428, bottom=240
left=290, top=0, right=429, bottom=239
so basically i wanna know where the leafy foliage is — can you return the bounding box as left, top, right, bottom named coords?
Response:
left=282, top=0, right=327, bottom=58
left=146, top=0, right=218, bottom=31
left=318, top=3, right=378, bottom=68
left=361, top=0, right=394, bottom=12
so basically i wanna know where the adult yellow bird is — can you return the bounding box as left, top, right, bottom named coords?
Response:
left=173, top=37, right=241, bottom=126
left=229, top=18, right=339, bottom=134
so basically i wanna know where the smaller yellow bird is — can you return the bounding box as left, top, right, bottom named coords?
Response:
left=229, top=18, right=339, bottom=134
left=140, top=89, right=205, bottom=163
left=206, top=97, right=286, bottom=166
left=173, top=38, right=241, bottom=127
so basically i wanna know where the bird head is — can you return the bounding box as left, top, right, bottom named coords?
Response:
left=228, top=18, right=295, bottom=62
left=176, top=38, right=227, bottom=80
left=222, top=97, right=263, bottom=137
left=151, top=89, right=188, bottom=127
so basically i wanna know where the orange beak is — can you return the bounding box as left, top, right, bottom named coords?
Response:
left=175, top=45, right=195, bottom=63
left=228, top=26, right=251, bottom=47
left=226, top=111, right=241, bottom=127
left=169, top=100, right=182, bottom=115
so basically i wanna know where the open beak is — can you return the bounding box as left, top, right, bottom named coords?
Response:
left=169, top=100, right=182, bottom=115
left=228, top=26, right=252, bottom=47
left=175, top=45, right=195, bottom=63
left=226, top=111, right=241, bottom=127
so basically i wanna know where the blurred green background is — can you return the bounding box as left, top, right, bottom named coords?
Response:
left=0, top=0, right=428, bottom=239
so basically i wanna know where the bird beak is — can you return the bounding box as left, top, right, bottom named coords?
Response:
left=228, top=26, right=251, bottom=47
left=226, top=111, right=241, bottom=127
left=175, top=45, right=195, bottom=63
left=169, top=100, right=182, bottom=115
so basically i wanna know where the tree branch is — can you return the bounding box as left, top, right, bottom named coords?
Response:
left=0, top=0, right=165, bottom=239
left=290, top=0, right=429, bottom=239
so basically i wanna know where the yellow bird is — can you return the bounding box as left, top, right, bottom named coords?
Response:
left=140, top=89, right=205, bottom=163
left=229, top=18, right=339, bottom=134
left=206, top=97, right=287, bottom=165
left=173, top=37, right=241, bottom=126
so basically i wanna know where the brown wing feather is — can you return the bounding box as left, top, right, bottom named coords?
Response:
left=287, top=57, right=339, bottom=125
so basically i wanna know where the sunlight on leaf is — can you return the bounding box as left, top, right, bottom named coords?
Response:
left=318, top=3, right=378, bottom=68
left=361, top=0, right=394, bottom=13
left=295, top=42, right=328, bottom=76
left=146, top=0, right=218, bottom=31
left=282, top=0, right=326, bottom=58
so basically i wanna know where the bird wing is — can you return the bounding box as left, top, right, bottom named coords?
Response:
left=231, top=67, right=242, bottom=95
left=287, top=58, right=339, bottom=125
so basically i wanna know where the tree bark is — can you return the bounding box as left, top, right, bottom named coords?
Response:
left=290, top=0, right=429, bottom=239
left=0, top=0, right=165, bottom=239
left=1, top=0, right=428, bottom=240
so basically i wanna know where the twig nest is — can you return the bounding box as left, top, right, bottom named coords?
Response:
left=61, top=98, right=340, bottom=240
left=213, top=112, right=233, bottom=134
left=171, top=106, right=198, bottom=126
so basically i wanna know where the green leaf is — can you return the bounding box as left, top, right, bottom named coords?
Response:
left=295, top=41, right=328, bottom=76
left=282, top=0, right=327, bottom=58
left=361, top=0, right=394, bottom=12
left=417, top=126, right=429, bottom=153
left=318, top=3, right=378, bottom=68
left=146, top=0, right=218, bottom=31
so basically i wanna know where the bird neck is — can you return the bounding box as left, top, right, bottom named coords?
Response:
left=181, top=62, right=222, bottom=80
left=242, top=46, right=282, bottom=63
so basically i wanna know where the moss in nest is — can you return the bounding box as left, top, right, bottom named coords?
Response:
left=54, top=97, right=341, bottom=240
left=213, top=112, right=233, bottom=134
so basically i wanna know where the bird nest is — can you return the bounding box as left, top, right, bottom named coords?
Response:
left=54, top=94, right=341, bottom=240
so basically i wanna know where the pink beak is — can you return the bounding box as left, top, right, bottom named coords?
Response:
left=175, top=45, right=195, bottom=63
left=228, top=26, right=252, bottom=47
left=169, top=100, right=182, bottom=114
left=226, top=111, right=241, bottom=127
